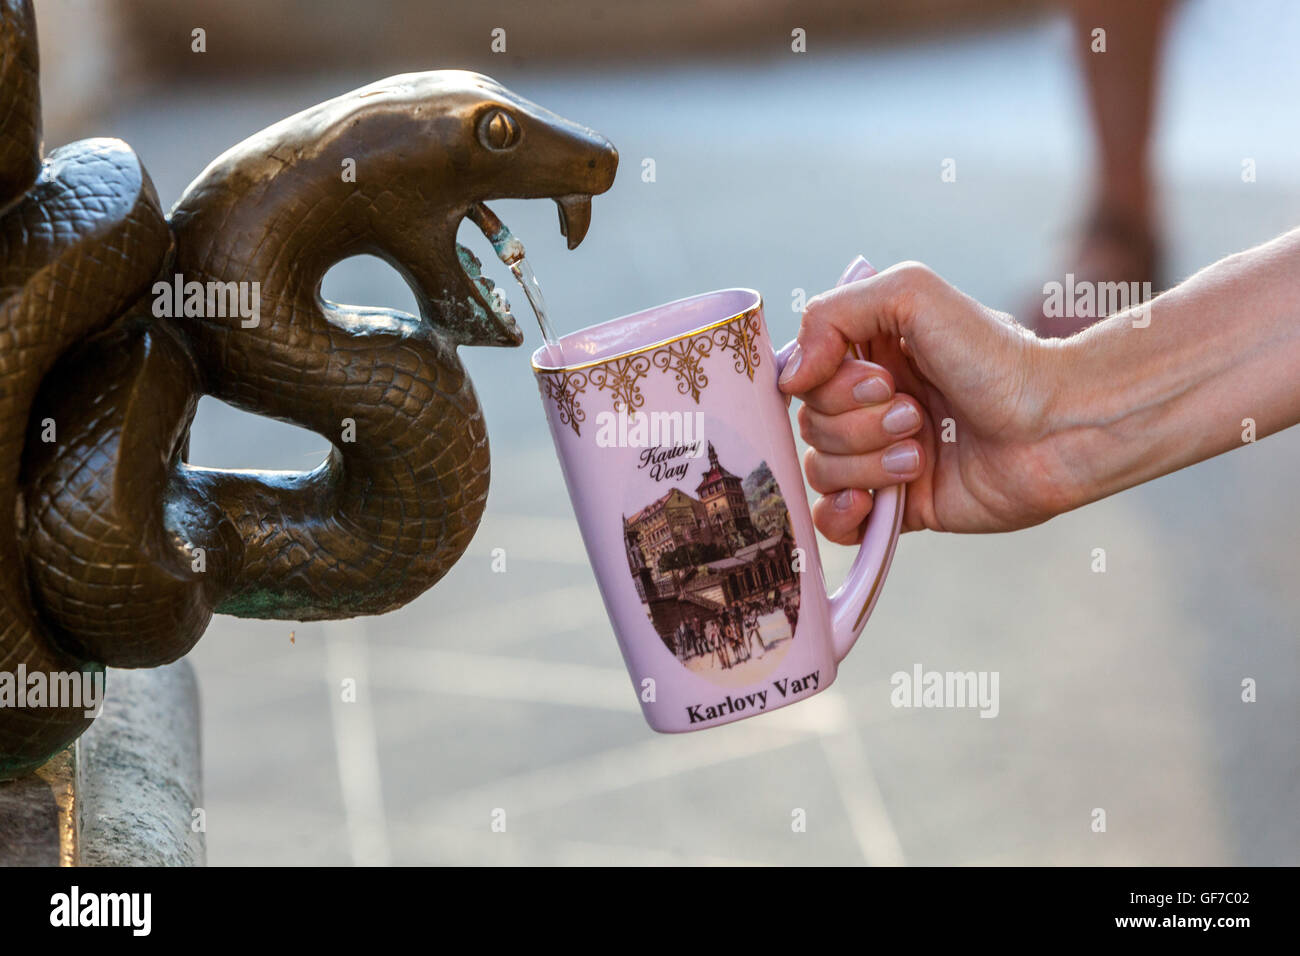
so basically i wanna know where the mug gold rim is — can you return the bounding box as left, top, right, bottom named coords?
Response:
left=530, top=288, right=764, bottom=375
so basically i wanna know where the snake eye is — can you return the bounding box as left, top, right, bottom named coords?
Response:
left=477, top=109, right=520, bottom=151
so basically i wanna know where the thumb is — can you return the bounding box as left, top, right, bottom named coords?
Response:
left=779, top=262, right=920, bottom=394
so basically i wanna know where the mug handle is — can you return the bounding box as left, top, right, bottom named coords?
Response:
left=775, top=256, right=906, bottom=663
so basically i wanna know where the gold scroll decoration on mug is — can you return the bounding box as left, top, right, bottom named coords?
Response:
left=536, top=307, right=762, bottom=436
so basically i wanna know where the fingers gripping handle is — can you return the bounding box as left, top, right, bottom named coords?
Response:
left=777, top=255, right=905, bottom=663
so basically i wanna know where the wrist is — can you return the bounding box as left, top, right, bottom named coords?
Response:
left=1033, top=304, right=1206, bottom=513
left=1026, top=325, right=1131, bottom=515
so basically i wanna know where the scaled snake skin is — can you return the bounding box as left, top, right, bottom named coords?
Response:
left=0, top=0, right=617, bottom=777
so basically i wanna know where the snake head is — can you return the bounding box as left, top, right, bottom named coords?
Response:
left=331, top=70, right=618, bottom=348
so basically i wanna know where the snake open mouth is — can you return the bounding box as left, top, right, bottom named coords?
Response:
left=455, top=195, right=592, bottom=328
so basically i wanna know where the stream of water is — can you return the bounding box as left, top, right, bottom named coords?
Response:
left=509, top=256, right=562, bottom=364
left=469, top=203, right=564, bottom=365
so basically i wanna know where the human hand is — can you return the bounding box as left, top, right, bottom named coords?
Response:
left=778, top=262, right=1079, bottom=539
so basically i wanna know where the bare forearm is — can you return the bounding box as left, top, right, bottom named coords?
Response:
left=1045, top=228, right=1300, bottom=509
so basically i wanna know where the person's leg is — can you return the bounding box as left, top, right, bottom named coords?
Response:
left=1032, top=0, right=1175, bottom=336
left=1072, top=0, right=1170, bottom=224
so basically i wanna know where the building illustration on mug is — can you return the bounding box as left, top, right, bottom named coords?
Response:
left=623, top=441, right=801, bottom=686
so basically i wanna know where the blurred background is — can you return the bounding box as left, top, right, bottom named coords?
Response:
left=34, top=0, right=1299, bottom=864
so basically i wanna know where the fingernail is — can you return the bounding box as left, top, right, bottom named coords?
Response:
left=778, top=343, right=802, bottom=386
left=834, top=489, right=854, bottom=510
left=852, top=376, right=891, bottom=405
left=882, top=443, right=920, bottom=476
left=882, top=401, right=921, bottom=434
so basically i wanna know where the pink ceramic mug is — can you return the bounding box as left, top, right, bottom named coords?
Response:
left=532, top=258, right=904, bottom=731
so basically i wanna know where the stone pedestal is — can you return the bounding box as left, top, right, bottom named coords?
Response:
left=0, top=660, right=205, bottom=866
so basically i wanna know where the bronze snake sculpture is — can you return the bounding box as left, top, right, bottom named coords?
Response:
left=0, top=0, right=616, bottom=777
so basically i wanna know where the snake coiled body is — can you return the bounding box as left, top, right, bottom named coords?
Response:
left=0, top=0, right=616, bottom=776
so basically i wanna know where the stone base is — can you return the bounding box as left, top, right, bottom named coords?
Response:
left=0, top=660, right=205, bottom=866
